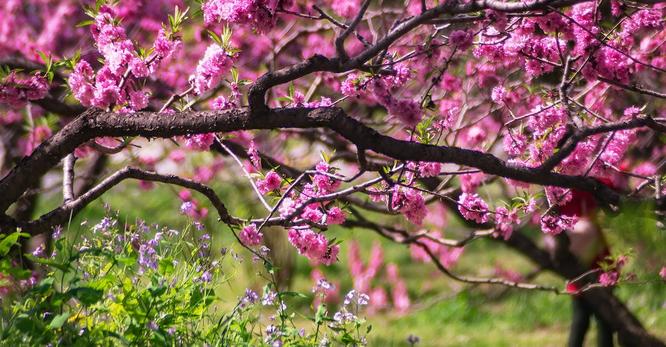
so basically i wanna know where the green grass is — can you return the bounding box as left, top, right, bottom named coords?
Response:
left=30, top=180, right=666, bottom=346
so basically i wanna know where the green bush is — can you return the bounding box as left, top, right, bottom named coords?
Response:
left=0, top=218, right=371, bottom=346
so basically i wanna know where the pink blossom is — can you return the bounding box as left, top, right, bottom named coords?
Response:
left=659, top=267, right=666, bottom=281
left=287, top=228, right=339, bottom=265
left=68, top=60, right=95, bottom=106
left=368, top=287, right=388, bottom=314
left=503, top=132, right=527, bottom=156
left=239, top=224, right=263, bottom=246
left=129, top=90, right=149, bottom=110
left=248, top=140, right=262, bottom=169
left=331, top=0, right=360, bottom=17
left=92, top=66, right=122, bottom=109
left=460, top=172, right=485, bottom=193
left=409, top=231, right=463, bottom=268
left=418, top=162, right=441, bottom=177
left=392, top=188, right=427, bottom=225
left=153, top=28, right=180, bottom=61
left=528, top=106, right=567, bottom=136
left=92, top=8, right=137, bottom=76
left=326, top=207, right=346, bottom=225
left=494, top=206, right=519, bottom=240
left=449, top=30, right=474, bottom=50
left=312, top=163, right=341, bottom=193
left=257, top=171, right=282, bottom=194
left=1, top=73, right=49, bottom=108
left=211, top=95, right=236, bottom=110
left=458, top=193, right=489, bottom=223
left=302, top=207, right=324, bottom=223
left=545, top=186, right=573, bottom=207
left=437, top=100, right=461, bottom=130
left=184, top=133, right=215, bottom=151
left=599, top=271, right=619, bottom=287
left=540, top=214, right=578, bottom=235
left=593, top=47, right=633, bottom=84
left=340, top=73, right=365, bottom=98
left=203, top=0, right=280, bottom=32
left=129, top=57, right=149, bottom=78
left=491, top=85, right=507, bottom=104
left=599, top=130, right=636, bottom=168
left=494, top=265, right=524, bottom=283
left=624, top=106, right=642, bottom=118
left=386, top=264, right=410, bottom=314
left=190, top=44, right=234, bottom=95
left=387, top=98, right=422, bottom=127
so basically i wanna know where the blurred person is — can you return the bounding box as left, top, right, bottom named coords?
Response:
left=545, top=180, right=615, bottom=347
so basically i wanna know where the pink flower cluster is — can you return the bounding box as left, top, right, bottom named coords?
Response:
left=391, top=188, right=427, bottom=225
left=184, top=133, right=216, bottom=151
left=202, top=0, right=281, bottom=32
left=599, top=271, right=619, bottom=287
left=527, top=106, right=567, bottom=136
left=153, top=28, right=181, bottom=61
left=348, top=241, right=411, bottom=314
left=256, top=171, right=282, bottom=194
left=417, top=162, right=442, bottom=178
left=342, top=73, right=421, bottom=128
left=68, top=6, right=180, bottom=110
left=376, top=86, right=422, bottom=127
left=91, top=6, right=139, bottom=76
left=277, top=162, right=344, bottom=227
left=288, top=228, right=339, bottom=265
left=190, top=44, right=235, bottom=95
left=449, top=30, right=474, bottom=50
left=460, top=172, right=486, bottom=193
left=494, top=207, right=519, bottom=240
left=330, top=0, right=360, bottom=18
left=540, top=214, right=578, bottom=235
left=239, top=224, right=263, bottom=246
left=458, top=193, right=489, bottom=223
left=0, top=72, right=48, bottom=108
left=325, top=207, right=346, bottom=225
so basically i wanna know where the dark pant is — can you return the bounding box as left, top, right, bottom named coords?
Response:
left=568, top=297, right=614, bottom=347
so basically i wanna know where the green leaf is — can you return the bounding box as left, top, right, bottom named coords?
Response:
left=279, top=291, right=308, bottom=299
left=0, top=231, right=28, bottom=255
left=27, top=256, right=71, bottom=272
left=15, top=314, right=38, bottom=334
left=288, top=82, right=295, bottom=98
left=69, top=286, right=104, bottom=305
left=158, top=258, right=175, bottom=274
left=31, top=277, right=55, bottom=294
left=48, top=312, right=71, bottom=329
left=76, top=19, right=95, bottom=27
left=221, top=24, right=233, bottom=49
left=315, top=304, right=328, bottom=324
left=208, top=30, right=223, bottom=45
left=115, top=255, right=137, bottom=267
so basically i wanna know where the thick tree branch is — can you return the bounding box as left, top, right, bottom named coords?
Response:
left=4, top=107, right=666, bottom=215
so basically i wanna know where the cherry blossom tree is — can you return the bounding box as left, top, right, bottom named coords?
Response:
left=1, top=0, right=665, bottom=345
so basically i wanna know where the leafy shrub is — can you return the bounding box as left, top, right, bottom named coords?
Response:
left=0, top=218, right=371, bottom=346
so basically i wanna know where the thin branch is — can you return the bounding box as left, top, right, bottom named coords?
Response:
left=215, top=135, right=272, bottom=211
left=62, top=154, right=76, bottom=203
left=25, top=167, right=242, bottom=234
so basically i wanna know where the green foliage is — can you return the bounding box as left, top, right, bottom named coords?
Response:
left=0, top=219, right=371, bottom=346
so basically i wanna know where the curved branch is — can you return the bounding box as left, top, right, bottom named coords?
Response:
left=24, top=167, right=242, bottom=234
left=4, top=107, right=666, bottom=214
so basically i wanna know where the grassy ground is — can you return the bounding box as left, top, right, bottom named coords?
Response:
left=34, top=180, right=666, bottom=346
